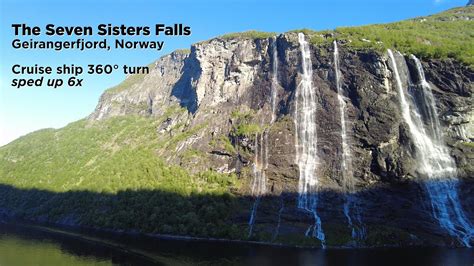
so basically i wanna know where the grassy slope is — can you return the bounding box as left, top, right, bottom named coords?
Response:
left=217, top=7, right=473, bottom=67
left=0, top=115, right=245, bottom=238
left=104, top=61, right=160, bottom=94
left=0, top=115, right=238, bottom=194
left=316, top=6, right=474, bottom=67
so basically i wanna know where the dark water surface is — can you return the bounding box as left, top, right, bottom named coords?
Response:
left=0, top=222, right=472, bottom=266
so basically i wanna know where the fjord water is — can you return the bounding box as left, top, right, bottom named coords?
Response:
left=1, top=223, right=473, bottom=266
left=387, top=50, right=474, bottom=247
left=294, top=33, right=325, bottom=246
left=0, top=223, right=144, bottom=266
left=333, top=41, right=366, bottom=243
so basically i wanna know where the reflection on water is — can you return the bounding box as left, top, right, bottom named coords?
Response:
left=0, top=222, right=473, bottom=266
left=0, top=223, right=158, bottom=266
left=0, top=236, right=110, bottom=266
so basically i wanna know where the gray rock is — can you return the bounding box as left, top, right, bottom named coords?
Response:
left=87, top=33, right=474, bottom=247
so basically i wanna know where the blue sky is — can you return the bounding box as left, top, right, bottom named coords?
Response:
left=0, top=0, right=467, bottom=146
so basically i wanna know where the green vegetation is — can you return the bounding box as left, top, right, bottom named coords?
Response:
left=173, top=48, right=191, bottom=54
left=181, top=148, right=205, bottom=160
left=235, top=124, right=262, bottom=136
left=301, top=6, right=474, bottom=67
left=105, top=61, right=156, bottom=94
left=364, top=225, right=413, bottom=247
left=105, top=72, right=146, bottom=94
left=160, top=122, right=208, bottom=151
left=460, top=141, right=474, bottom=148
left=230, top=109, right=254, bottom=120
left=0, top=115, right=237, bottom=194
left=161, top=104, right=184, bottom=119
left=209, top=135, right=237, bottom=155
left=0, top=185, right=247, bottom=239
left=323, top=223, right=353, bottom=246
left=0, top=115, right=247, bottom=239
left=220, top=30, right=276, bottom=40
left=221, top=136, right=236, bottom=154
left=223, top=7, right=474, bottom=67
left=0, top=229, right=110, bottom=266
left=230, top=109, right=263, bottom=137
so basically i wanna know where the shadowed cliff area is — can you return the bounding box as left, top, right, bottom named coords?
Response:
left=170, top=50, right=200, bottom=114
left=0, top=181, right=472, bottom=248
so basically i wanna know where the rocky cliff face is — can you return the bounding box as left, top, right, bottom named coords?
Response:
left=88, top=32, right=473, bottom=247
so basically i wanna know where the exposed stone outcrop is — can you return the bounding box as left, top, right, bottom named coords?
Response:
left=88, top=32, right=473, bottom=247
left=89, top=51, right=191, bottom=120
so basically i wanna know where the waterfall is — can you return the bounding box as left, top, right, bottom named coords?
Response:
left=294, top=33, right=325, bottom=247
left=248, top=133, right=267, bottom=237
left=272, top=198, right=285, bottom=241
left=411, top=56, right=443, bottom=141
left=333, top=41, right=366, bottom=242
left=387, top=50, right=473, bottom=247
left=271, top=37, right=279, bottom=123
left=248, top=37, right=280, bottom=238
left=248, top=131, right=268, bottom=237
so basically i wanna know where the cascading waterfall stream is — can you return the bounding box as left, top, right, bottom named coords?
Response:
left=248, top=133, right=267, bottom=237
left=387, top=49, right=473, bottom=247
left=294, top=33, right=325, bottom=247
left=248, top=37, right=280, bottom=238
left=270, top=37, right=279, bottom=124
left=411, top=56, right=443, bottom=141
left=333, top=41, right=366, bottom=242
